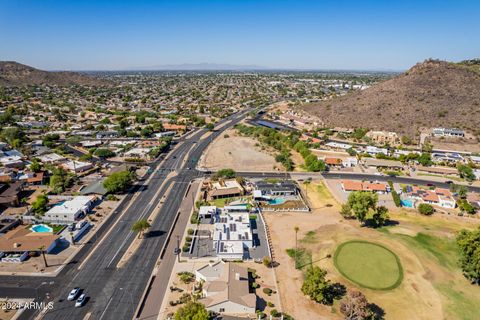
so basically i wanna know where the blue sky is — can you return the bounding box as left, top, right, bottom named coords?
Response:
left=0, top=0, right=479, bottom=71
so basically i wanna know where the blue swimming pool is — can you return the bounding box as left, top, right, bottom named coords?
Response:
left=400, top=199, right=414, bottom=208
left=30, top=224, right=53, bottom=233
left=268, top=198, right=286, bottom=205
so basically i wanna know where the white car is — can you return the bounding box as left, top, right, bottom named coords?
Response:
left=75, top=294, right=86, bottom=307
left=67, top=288, right=80, bottom=301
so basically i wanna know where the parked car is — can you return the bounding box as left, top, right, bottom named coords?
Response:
left=77, top=221, right=87, bottom=229
left=67, top=288, right=80, bottom=301
left=68, top=223, right=76, bottom=232
left=75, top=294, right=86, bottom=307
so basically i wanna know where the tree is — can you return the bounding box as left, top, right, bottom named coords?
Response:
left=340, top=203, right=354, bottom=219
left=205, top=123, right=215, bottom=131
left=301, top=266, right=331, bottom=304
left=31, top=194, right=49, bottom=215
left=371, top=206, right=389, bottom=227
left=174, top=301, right=209, bottom=320
left=131, top=219, right=151, bottom=239
left=458, top=185, right=468, bottom=199
left=66, top=136, right=82, bottom=145
left=347, top=191, right=378, bottom=224
left=340, top=290, right=375, bottom=320
left=1, top=127, right=26, bottom=146
left=303, top=178, right=312, bottom=198
left=213, top=168, right=236, bottom=179
left=418, top=203, right=434, bottom=215
left=457, top=164, right=475, bottom=181
left=263, top=256, right=272, bottom=268
left=30, top=159, right=42, bottom=173
left=103, top=171, right=134, bottom=194
left=49, top=167, right=73, bottom=194
left=294, top=226, right=299, bottom=268
left=456, top=228, right=480, bottom=284
left=94, top=148, right=115, bottom=158
left=417, top=153, right=433, bottom=166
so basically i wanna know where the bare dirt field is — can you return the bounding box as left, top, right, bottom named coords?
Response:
left=199, top=128, right=282, bottom=172
left=265, top=178, right=480, bottom=320
left=430, top=137, right=480, bottom=153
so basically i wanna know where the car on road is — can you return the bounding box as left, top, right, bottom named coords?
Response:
left=75, top=294, right=86, bottom=307
left=67, top=288, right=80, bottom=301
left=445, top=180, right=454, bottom=184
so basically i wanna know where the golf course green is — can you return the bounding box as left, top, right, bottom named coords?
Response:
left=334, top=240, right=403, bottom=290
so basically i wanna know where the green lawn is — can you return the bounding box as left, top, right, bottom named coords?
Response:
left=334, top=240, right=403, bottom=290
left=209, top=196, right=250, bottom=207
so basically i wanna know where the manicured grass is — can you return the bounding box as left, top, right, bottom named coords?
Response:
left=334, top=240, right=403, bottom=290
left=209, top=196, right=250, bottom=207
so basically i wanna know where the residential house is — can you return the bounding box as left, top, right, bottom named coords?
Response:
left=364, top=146, right=388, bottom=156
left=341, top=180, right=389, bottom=194
left=0, top=226, right=60, bottom=262
left=195, top=261, right=256, bottom=314
left=433, top=128, right=465, bottom=138
left=324, top=157, right=343, bottom=168
left=0, top=181, right=24, bottom=207
left=60, top=160, right=94, bottom=173
left=362, top=158, right=403, bottom=170
left=366, top=131, right=399, bottom=146
left=208, top=179, right=244, bottom=200
left=96, top=131, right=119, bottom=139
left=43, top=196, right=95, bottom=224
left=406, top=186, right=456, bottom=208
left=253, top=180, right=298, bottom=199
left=212, top=207, right=253, bottom=260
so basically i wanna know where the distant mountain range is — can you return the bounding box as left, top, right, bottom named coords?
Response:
left=301, top=58, right=480, bottom=138
left=0, top=61, right=110, bottom=87
left=128, top=63, right=269, bottom=71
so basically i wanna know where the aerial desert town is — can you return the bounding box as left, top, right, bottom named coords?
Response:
left=1, top=1, right=480, bottom=320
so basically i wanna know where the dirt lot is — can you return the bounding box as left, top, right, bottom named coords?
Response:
left=199, top=128, right=282, bottom=172
left=430, top=137, right=480, bottom=153
left=264, top=179, right=480, bottom=320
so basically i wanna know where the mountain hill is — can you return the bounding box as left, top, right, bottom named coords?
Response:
left=300, top=59, right=480, bottom=139
left=0, top=61, right=110, bottom=87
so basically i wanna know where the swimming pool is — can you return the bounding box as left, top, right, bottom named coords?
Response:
left=268, top=198, right=286, bottom=205
left=400, top=199, right=414, bottom=208
left=30, top=224, right=53, bottom=233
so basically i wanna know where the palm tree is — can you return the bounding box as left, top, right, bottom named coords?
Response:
left=38, top=245, right=48, bottom=268
left=131, top=219, right=151, bottom=239
left=294, top=226, right=299, bottom=269
left=303, top=178, right=312, bottom=198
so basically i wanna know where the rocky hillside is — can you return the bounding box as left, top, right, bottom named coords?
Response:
left=301, top=59, right=480, bottom=138
left=0, top=61, right=110, bottom=87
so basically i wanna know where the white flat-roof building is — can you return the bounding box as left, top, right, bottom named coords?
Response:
left=60, top=160, right=94, bottom=173
left=325, top=141, right=352, bottom=150
left=43, top=196, right=95, bottom=225
left=81, top=140, right=102, bottom=148
left=124, top=148, right=151, bottom=159
left=37, top=153, right=66, bottom=164
left=433, top=127, right=465, bottom=137
left=211, top=207, right=253, bottom=260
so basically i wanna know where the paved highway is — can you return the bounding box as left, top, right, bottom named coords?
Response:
left=0, top=109, right=250, bottom=320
